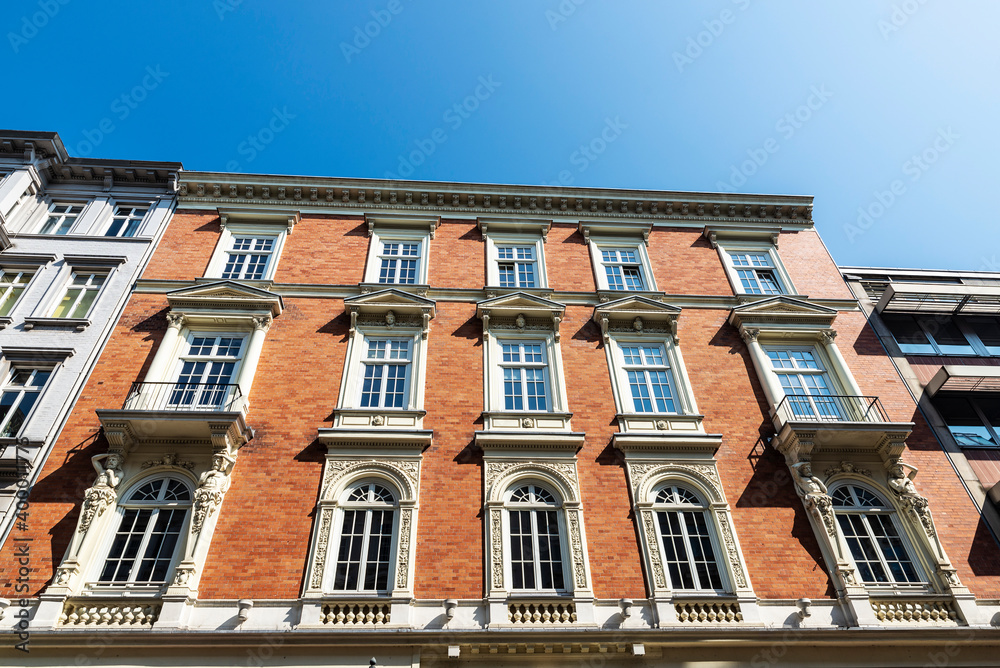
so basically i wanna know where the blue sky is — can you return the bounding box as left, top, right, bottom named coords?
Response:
left=2, top=0, right=998, bottom=272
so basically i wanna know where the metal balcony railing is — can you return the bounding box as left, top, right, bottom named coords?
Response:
left=774, top=394, right=889, bottom=424
left=121, top=382, right=244, bottom=413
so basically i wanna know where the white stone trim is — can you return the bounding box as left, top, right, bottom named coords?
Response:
left=363, top=226, right=431, bottom=286
left=482, top=227, right=549, bottom=290
left=716, top=239, right=797, bottom=298
left=587, top=236, right=658, bottom=293
left=204, top=222, right=289, bottom=282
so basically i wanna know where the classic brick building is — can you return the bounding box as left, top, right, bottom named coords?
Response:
left=2, top=165, right=999, bottom=665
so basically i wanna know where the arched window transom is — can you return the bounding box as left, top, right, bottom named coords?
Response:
left=99, top=477, right=191, bottom=585
left=652, top=484, right=724, bottom=591
left=832, top=484, right=921, bottom=585
left=333, top=482, right=398, bottom=593
left=507, top=483, right=565, bottom=591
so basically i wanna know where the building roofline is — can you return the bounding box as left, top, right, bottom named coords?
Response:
left=840, top=266, right=1000, bottom=278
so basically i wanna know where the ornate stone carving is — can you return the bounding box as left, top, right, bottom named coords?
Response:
left=252, top=315, right=272, bottom=331
left=165, top=313, right=186, bottom=329
left=568, top=511, right=586, bottom=588
left=520, top=417, right=534, bottom=428
left=632, top=317, right=643, bottom=332
left=491, top=508, right=504, bottom=589
left=395, top=508, right=412, bottom=590
left=641, top=510, right=666, bottom=589
left=716, top=510, right=747, bottom=588
left=54, top=565, right=79, bottom=586
left=627, top=462, right=721, bottom=499
left=823, top=461, right=871, bottom=479
left=888, top=463, right=937, bottom=538
left=322, top=458, right=419, bottom=500
left=311, top=508, right=334, bottom=590
left=79, top=454, right=123, bottom=534
left=805, top=493, right=837, bottom=537
left=740, top=327, right=759, bottom=343
left=140, top=453, right=195, bottom=470
left=485, top=461, right=577, bottom=500
left=172, top=565, right=196, bottom=586
left=371, top=415, right=385, bottom=426
left=191, top=453, right=234, bottom=534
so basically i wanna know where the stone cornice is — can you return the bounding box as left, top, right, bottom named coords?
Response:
left=176, top=173, right=814, bottom=230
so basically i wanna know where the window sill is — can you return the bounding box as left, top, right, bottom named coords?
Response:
left=331, top=408, right=427, bottom=430
left=0, top=316, right=11, bottom=330
left=13, top=233, right=151, bottom=243
left=481, top=411, right=574, bottom=433
left=23, top=316, right=90, bottom=331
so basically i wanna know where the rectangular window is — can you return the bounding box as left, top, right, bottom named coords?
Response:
left=497, top=246, right=537, bottom=288
left=0, top=269, right=33, bottom=316
left=39, top=202, right=85, bottom=235
left=0, top=368, right=50, bottom=437
left=934, top=396, right=1000, bottom=447
left=51, top=272, right=106, bottom=319
left=500, top=341, right=549, bottom=410
left=105, top=204, right=149, bottom=238
left=730, top=252, right=783, bottom=295
left=882, top=314, right=975, bottom=355
left=963, top=316, right=1000, bottom=355
left=600, top=248, right=645, bottom=291
left=359, top=338, right=412, bottom=408
left=767, top=348, right=842, bottom=420
left=378, top=241, right=420, bottom=284
left=170, top=335, right=244, bottom=408
left=622, top=344, right=676, bottom=413
left=221, top=236, right=276, bottom=280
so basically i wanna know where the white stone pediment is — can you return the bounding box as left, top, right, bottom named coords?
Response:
left=593, top=296, right=682, bottom=343
left=728, top=296, right=837, bottom=330
left=345, top=289, right=436, bottom=313
left=477, top=292, right=565, bottom=317
left=166, top=281, right=283, bottom=316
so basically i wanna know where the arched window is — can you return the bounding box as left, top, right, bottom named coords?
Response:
left=506, top=483, right=566, bottom=591
left=332, top=482, right=397, bottom=593
left=832, top=484, right=921, bottom=584
left=652, top=484, right=725, bottom=591
left=98, top=477, right=191, bottom=584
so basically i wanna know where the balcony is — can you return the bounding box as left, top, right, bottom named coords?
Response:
left=97, top=382, right=252, bottom=453
left=770, top=394, right=913, bottom=465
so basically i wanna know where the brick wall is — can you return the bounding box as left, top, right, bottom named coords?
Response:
left=4, top=215, right=999, bottom=602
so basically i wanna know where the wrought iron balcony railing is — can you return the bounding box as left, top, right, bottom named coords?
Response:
left=121, top=382, right=244, bottom=413
left=774, top=394, right=889, bottom=424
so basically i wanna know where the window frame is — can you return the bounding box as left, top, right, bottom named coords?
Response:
left=358, top=337, right=414, bottom=410
left=38, top=201, right=88, bottom=235
left=49, top=269, right=110, bottom=320
left=0, top=267, right=36, bottom=317
left=933, top=394, right=1000, bottom=448
left=205, top=223, right=288, bottom=282
left=339, top=329, right=428, bottom=414
left=326, top=480, right=400, bottom=595
left=606, top=336, right=695, bottom=416
left=882, top=313, right=996, bottom=357
left=484, top=231, right=548, bottom=290
left=717, top=241, right=795, bottom=298
left=762, top=343, right=849, bottom=419
left=650, top=483, right=729, bottom=593
left=0, top=365, right=53, bottom=438
left=588, top=240, right=657, bottom=292
left=102, top=202, right=152, bottom=238
left=829, top=482, right=927, bottom=590
left=364, top=227, right=431, bottom=286
left=485, top=330, right=568, bottom=415
left=503, top=482, right=569, bottom=594
left=91, top=475, right=193, bottom=590
left=166, top=331, right=247, bottom=410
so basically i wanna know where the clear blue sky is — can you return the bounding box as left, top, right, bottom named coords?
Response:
left=2, top=1, right=997, bottom=272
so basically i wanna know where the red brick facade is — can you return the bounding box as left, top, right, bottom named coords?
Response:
left=4, top=210, right=999, bottom=606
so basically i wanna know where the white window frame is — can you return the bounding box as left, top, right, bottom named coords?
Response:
left=0, top=365, right=53, bottom=438
left=103, top=202, right=152, bottom=238
left=357, top=337, right=414, bottom=410
left=502, top=482, right=570, bottom=594
left=484, top=232, right=548, bottom=289
left=588, top=240, right=656, bottom=292
left=650, top=482, right=729, bottom=593
left=364, top=227, right=430, bottom=286
left=717, top=241, right=795, bottom=297
left=90, top=475, right=192, bottom=590
left=484, top=331, right=568, bottom=414
left=38, top=201, right=88, bottom=235
left=763, top=344, right=848, bottom=420
left=606, top=336, right=697, bottom=416
left=205, top=223, right=288, bottom=281
left=325, top=480, right=400, bottom=595
left=339, top=329, right=428, bottom=413
left=164, top=331, right=247, bottom=409
left=829, top=482, right=927, bottom=590
left=0, top=267, right=36, bottom=317
left=49, top=270, right=110, bottom=319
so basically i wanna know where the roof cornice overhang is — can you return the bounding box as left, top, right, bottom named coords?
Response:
left=0, top=130, right=181, bottom=189
left=175, top=172, right=814, bottom=231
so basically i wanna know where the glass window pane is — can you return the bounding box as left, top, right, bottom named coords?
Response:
left=935, top=396, right=996, bottom=447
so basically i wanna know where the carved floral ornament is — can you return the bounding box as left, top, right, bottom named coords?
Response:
left=627, top=462, right=723, bottom=504
left=321, top=458, right=420, bottom=503
left=484, top=460, right=579, bottom=503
